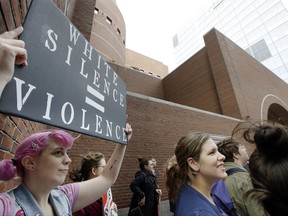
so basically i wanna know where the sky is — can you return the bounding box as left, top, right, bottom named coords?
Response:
left=116, top=0, right=211, bottom=72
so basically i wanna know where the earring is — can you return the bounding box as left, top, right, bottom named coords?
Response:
left=29, top=163, right=35, bottom=170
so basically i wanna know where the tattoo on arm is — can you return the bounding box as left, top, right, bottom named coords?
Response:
left=110, top=159, right=117, bottom=170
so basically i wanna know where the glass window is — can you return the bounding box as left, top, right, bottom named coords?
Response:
left=260, top=2, right=284, bottom=22
left=243, top=17, right=263, bottom=36
left=236, top=1, right=254, bottom=20
left=267, top=44, right=278, bottom=56
left=230, top=29, right=245, bottom=42
left=106, top=16, right=112, bottom=25
left=269, top=21, right=288, bottom=41
left=280, top=50, right=288, bottom=64
left=254, top=49, right=272, bottom=62
left=173, top=35, right=179, bottom=48
left=257, top=0, right=279, bottom=14
left=274, top=35, right=288, bottom=52
left=265, top=10, right=288, bottom=32
left=246, top=24, right=266, bottom=44
left=226, top=22, right=242, bottom=37
left=273, top=65, right=288, bottom=81
left=241, top=12, right=258, bottom=28
left=245, top=47, right=253, bottom=56
left=236, top=36, right=249, bottom=47
left=254, top=0, right=268, bottom=8
left=223, top=16, right=239, bottom=33
left=217, top=2, right=234, bottom=20
left=263, top=55, right=282, bottom=69
left=249, top=39, right=272, bottom=62
left=231, top=1, right=243, bottom=10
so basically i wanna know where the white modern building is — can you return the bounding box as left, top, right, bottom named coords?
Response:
left=173, top=0, right=288, bottom=83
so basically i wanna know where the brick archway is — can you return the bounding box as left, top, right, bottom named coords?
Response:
left=261, top=94, right=288, bottom=125
left=268, top=103, right=288, bottom=126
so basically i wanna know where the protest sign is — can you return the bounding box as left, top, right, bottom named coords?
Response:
left=0, top=0, right=127, bottom=144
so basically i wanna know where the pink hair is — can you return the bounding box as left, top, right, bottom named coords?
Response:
left=0, top=130, right=75, bottom=181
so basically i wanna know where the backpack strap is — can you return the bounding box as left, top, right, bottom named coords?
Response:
left=211, top=180, right=237, bottom=215
left=226, top=167, right=247, bottom=176
left=212, top=193, right=235, bottom=214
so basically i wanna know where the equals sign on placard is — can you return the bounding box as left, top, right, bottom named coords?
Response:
left=85, top=85, right=105, bottom=113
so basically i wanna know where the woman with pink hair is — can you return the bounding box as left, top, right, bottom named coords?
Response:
left=0, top=127, right=132, bottom=216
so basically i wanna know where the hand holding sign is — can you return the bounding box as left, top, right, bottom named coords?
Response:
left=0, top=0, right=127, bottom=144
left=0, top=27, right=28, bottom=98
left=125, top=115, right=133, bottom=141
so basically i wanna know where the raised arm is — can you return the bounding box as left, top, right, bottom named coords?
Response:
left=73, top=122, right=132, bottom=211
left=0, top=27, right=28, bottom=98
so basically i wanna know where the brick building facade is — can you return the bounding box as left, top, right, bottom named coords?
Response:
left=1, top=0, right=288, bottom=210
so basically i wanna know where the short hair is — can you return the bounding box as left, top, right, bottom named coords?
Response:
left=217, top=137, right=241, bottom=162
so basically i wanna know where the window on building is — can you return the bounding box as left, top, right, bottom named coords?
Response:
left=245, top=39, right=272, bottom=62
left=245, top=47, right=253, bottom=56
left=173, top=34, right=179, bottom=47
left=106, top=16, right=112, bottom=25
left=117, top=28, right=121, bottom=35
left=94, top=8, right=99, bottom=14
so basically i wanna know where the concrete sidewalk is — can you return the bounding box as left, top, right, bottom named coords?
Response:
left=117, top=200, right=174, bottom=216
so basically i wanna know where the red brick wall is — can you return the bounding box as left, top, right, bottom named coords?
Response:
left=125, top=48, right=169, bottom=78
left=110, top=63, right=165, bottom=100
left=0, top=0, right=32, bottom=32
left=0, top=0, right=95, bottom=41
left=163, top=48, right=223, bottom=114
left=204, top=30, right=242, bottom=119
left=69, top=0, right=95, bottom=41
left=0, top=114, right=47, bottom=191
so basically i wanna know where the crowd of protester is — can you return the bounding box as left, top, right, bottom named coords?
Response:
left=1, top=26, right=287, bottom=216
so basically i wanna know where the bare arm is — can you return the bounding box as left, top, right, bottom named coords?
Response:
left=73, top=122, right=132, bottom=211
left=0, top=27, right=28, bottom=98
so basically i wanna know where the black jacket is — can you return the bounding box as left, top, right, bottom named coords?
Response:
left=128, top=171, right=159, bottom=216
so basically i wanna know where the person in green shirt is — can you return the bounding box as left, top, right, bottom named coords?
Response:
left=217, top=137, right=268, bottom=216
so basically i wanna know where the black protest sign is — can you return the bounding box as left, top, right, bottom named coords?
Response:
left=0, top=0, right=128, bottom=144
